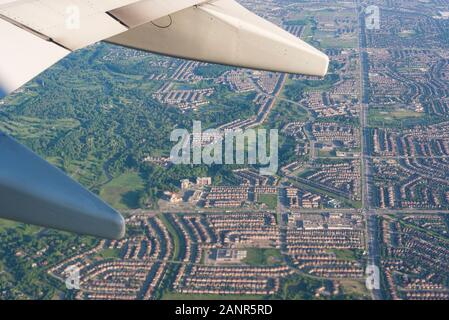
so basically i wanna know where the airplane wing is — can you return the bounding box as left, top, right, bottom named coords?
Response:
left=107, top=0, right=329, bottom=76
left=0, top=0, right=196, bottom=96
left=0, top=0, right=329, bottom=239
left=0, top=0, right=328, bottom=97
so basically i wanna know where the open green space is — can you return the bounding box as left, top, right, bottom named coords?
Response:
left=97, top=248, right=122, bottom=259
left=99, top=171, right=145, bottom=210
left=339, top=280, right=371, bottom=299
left=0, top=219, right=18, bottom=232
left=278, top=274, right=332, bottom=300
left=242, top=248, right=283, bottom=266
left=318, top=36, right=358, bottom=49
left=268, top=99, right=309, bottom=128
left=368, top=108, right=425, bottom=127
left=283, top=73, right=340, bottom=101
left=257, top=194, right=278, bottom=210
left=0, top=116, right=80, bottom=139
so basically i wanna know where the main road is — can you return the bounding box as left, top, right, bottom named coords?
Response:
left=357, top=2, right=384, bottom=300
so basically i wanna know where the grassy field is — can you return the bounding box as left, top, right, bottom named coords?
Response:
left=280, top=273, right=331, bottom=300
left=339, top=280, right=371, bottom=299
left=242, top=248, right=283, bottom=266
left=65, top=156, right=108, bottom=188
left=97, top=248, right=122, bottom=259
left=318, top=37, right=358, bottom=49
left=317, top=149, right=336, bottom=158
left=0, top=219, right=18, bottom=232
left=257, top=194, right=278, bottom=210
left=314, top=30, right=358, bottom=49
left=269, top=98, right=309, bottom=128
left=0, top=116, right=80, bottom=140
left=368, top=108, right=424, bottom=127
left=99, top=171, right=145, bottom=210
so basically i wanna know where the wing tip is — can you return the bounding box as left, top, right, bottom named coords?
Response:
left=314, top=53, right=330, bottom=77
left=289, top=48, right=329, bottom=77
left=94, top=207, right=127, bottom=240
left=0, top=133, right=127, bottom=240
left=109, top=212, right=126, bottom=240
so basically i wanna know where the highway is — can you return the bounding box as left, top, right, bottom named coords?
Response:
left=357, top=2, right=384, bottom=300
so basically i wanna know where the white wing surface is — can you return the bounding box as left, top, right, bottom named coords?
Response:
left=0, top=0, right=328, bottom=98
left=108, top=0, right=329, bottom=77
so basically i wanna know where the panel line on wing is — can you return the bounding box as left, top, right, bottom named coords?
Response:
left=0, top=13, right=72, bottom=51
left=106, top=11, right=131, bottom=29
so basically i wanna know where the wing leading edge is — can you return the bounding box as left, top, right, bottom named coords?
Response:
left=0, top=0, right=329, bottom=239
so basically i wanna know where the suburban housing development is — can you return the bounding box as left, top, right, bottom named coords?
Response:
left=0, top=0, right=449, bottom=300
